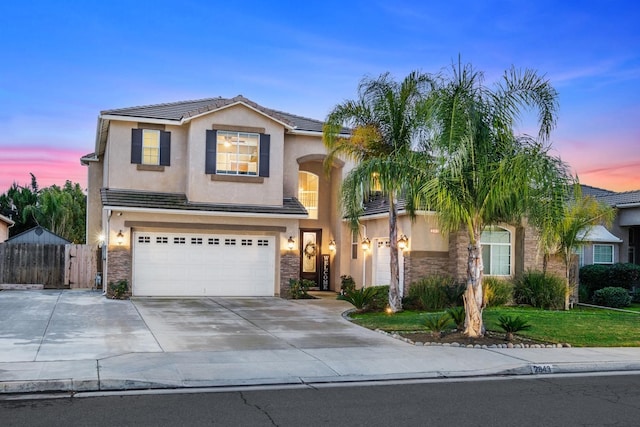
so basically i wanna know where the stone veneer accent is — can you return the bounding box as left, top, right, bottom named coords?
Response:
left=403, top=251, right=449, bottom=294
left=106, top=246, right=132, bottom=292
left=279, top=252, right=300, bottom=298
left=448, top=230, right=471, bottom=281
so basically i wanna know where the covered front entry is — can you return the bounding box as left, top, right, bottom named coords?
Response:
left=132, top=231, right=276, bottom=296
left=299, top=229, right=322, bottom=287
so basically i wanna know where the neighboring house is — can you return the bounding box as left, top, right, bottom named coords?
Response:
left=0, top=214, right=14, bottom=243
left=4, top=226, right=71, bottom=245
left=581, top=185, right=640, bottom=266
left=85, top=96, right=623, bottom=298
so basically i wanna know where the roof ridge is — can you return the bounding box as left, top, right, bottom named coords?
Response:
left=101, top=97, right=229, bottom=114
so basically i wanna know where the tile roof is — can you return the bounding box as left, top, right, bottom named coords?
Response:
left=101, top=95, right=326, bottom=132
left=581, top=184, right=640, bottom=207
left=101, top=188, right=308, bottom=216
left=360, top=193, right=408, bottom=217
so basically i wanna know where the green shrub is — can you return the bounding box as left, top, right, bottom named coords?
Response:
left=408, top=275, right=458, bottom=311
left=607, top=263, right=640, bottom=288
left=337, top=286, right=379, bottom=312
left=109, top=279, right=129, bottom=299
left=289, top=278, right=314, bottom=299
left=444, top=282, right=466, bottom=307
left=579, top=263, right=640, bottom=300
left=446, top=306, right=465, bottom=331
left=368, top=285, right=390, bottom=311
left=340, top=275, right=356, bottom=294
left=495, top=315, right=532, bottom=341
left=424, top=312, right=452, bottom=338
left=482, top=277, right=513, bottom=307
left=513, top=270, right=565, bottom=309
left=592, top=287, right=632, bottom=308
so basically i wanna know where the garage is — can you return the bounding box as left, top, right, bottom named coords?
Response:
left=132, top=232, right=276, bottom=296
left=373, top=238, right=404, bottom=296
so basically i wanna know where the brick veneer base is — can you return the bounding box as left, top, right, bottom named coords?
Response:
left=280, top=252, right=300, bottom=298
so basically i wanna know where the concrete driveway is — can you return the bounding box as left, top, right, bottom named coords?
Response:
left=0, top=290, right=397, bottom=363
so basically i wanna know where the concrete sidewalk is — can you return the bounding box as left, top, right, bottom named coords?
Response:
left=1, top=290, right=639, bottom=394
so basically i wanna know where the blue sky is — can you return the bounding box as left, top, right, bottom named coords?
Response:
left=1, top=0, right=639, bottom=191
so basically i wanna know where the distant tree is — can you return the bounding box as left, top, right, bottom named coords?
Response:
left=0, top=173, right=40, bottom=236
left=0, top=175, right=86, bottom=243
left=37, top=181, right=86, bottom=243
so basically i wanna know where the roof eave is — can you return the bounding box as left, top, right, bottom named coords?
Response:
left=103, top=205, right=308, bottom=219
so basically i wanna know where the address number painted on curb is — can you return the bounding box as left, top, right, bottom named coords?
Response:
left=531, top=364, right=554, bottom=374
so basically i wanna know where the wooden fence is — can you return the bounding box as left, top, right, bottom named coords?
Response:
left=0, top=243, right=98, bottom=289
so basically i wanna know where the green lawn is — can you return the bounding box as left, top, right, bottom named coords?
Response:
left=350, top=306, right=640, bottom=347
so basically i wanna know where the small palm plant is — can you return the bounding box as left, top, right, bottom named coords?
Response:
left=446, top=306, right=465, bottom=331
left=337, top=287, right=379, bottom=312
left=424, top=313, right=452, bottom=339
left=496, top=315, right=532, bottom=341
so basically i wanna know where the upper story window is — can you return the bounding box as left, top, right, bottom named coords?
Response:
left=298, top=171, right=319, bottom=219
left=142, top=130, right=160, bottom=165
left=205, top=129, right=270, bottom=178
left=216, top=131, right=259, bottom=175
left=131, top=128, right=171, bottom=166
left=481, top=226, right=511, bottom=276
left=593, top=244, right=614, bottom=264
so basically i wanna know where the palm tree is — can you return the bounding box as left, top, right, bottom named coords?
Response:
left=532, top=184, right=615, bottom=309
left=417, top=62, right=572, bottom=337
left=323, top=71, right=433, bottom=312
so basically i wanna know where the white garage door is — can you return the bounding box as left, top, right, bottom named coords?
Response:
left=373, top=238, right=404, bottom=297
left=132, top=232, right=276, bottom=296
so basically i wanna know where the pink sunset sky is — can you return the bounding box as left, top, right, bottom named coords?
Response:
left=1, top=1, right=639, bottom=194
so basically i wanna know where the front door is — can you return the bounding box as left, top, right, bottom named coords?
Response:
left=300, top=229, right=322, bottom=287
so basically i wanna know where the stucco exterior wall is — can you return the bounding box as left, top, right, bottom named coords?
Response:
left=85, top=160, right=104, bottom=246
left=186, top=105, right=284, bottom=205
left=105, top=121, right=187, bottom=193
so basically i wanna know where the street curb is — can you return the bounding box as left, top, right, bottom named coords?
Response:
left=3, top=362, right=640, bottom=395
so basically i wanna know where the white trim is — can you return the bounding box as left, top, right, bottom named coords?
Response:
left=100, top=115, right=176, bottom=125
left=593, top=243, right=615, bottom=264
left=0, top=214, right=15, bottom=226
left=288, top=129, right=324, bottom=136
left=616, top=202, right=640, bottom=208
left=103, top=205, right=308, bottom=219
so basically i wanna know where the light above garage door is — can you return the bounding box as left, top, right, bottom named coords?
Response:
left=132, top=232, right=276, bottom=296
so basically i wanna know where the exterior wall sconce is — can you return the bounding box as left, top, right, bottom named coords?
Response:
left=287, top=236, right=296, bottom=251
left=116, top=230, right=124, bottom=246
left=97, top=233, right=105, bottom=248
left=398, top=234, right=409, bottom=251
left=328, top=239, right=336, bottom=252
left=361, top=237, right=371, bottom=251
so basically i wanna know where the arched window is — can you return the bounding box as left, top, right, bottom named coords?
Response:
left=481, top=226, right=511, bottom=276
left=298, top=171, right=319, bottom=219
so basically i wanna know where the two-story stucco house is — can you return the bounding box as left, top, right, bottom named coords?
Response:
left=82, top=96, right=359, bottom=297
left=85, top=96, right=635, bottom=299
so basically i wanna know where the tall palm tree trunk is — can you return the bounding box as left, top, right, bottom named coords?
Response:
left=388, top=195, right=402, bottom=312
left=464, top=233, right=484, bottom=337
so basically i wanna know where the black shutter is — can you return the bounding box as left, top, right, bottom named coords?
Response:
left=131, top=129, right=143, bottom=164
left=259, top=133, right=270, bottom=177
left=159, top=131, right=171, bottom=166
left=205, top=130, right=217, bottom=174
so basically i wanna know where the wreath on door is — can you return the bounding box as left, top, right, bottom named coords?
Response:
left=304, top=241, right=317, bottom=259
